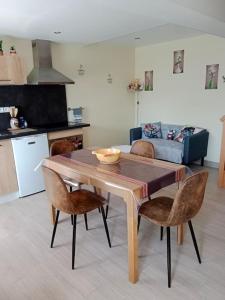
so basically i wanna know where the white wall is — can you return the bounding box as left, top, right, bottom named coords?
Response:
left=0, top=37, right=135, bottom=147
left=51, top=43, right=134, bottom=147
left=135, top=34, right=225, bottom=163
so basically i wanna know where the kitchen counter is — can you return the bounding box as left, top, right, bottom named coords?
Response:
left=0, top=122, right=90, bottom=140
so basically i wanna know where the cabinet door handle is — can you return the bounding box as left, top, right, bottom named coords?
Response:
left=28, top=141, right=36, bottom=145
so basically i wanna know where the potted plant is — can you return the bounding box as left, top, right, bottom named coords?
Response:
left=0, top=40, right=3, bottom=56
left=10, top=46, right=16, bottom=54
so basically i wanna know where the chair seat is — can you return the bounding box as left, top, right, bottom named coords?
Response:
left=68, top=189, right=105, bottom=215
left=139, top=196, right=174, bottom=226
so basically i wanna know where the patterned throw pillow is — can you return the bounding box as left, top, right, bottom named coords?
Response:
left=175, top=127, right=195, bottom=143
left=167, top=130, right=176, bottom=140
left=142, top=122, right=162, bottom=139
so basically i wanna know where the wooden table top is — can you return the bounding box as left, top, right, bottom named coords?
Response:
left=44, top=149, right=186, bottom=201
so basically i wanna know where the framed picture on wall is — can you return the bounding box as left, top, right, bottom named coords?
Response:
left=144, top=71, right=153, bottom=91
left=173, top=50, right=184, bottom=74
left=205, top=64, right=219, bottom=89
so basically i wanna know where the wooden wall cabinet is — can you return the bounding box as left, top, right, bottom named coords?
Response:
left=218, top=115, right=225, bottom=188
left=0, top=140, right=18, bottom=196
left=0, top=54, right=27, bottom=85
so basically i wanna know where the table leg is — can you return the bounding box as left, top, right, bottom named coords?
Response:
left=126, top=193, right=138, bottom=284
left=50, top=204, right=56, bottom=225
left=177, top=224, right=184, bottom=245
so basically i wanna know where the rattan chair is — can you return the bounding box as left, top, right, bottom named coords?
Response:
left=130, top=140, right=155, bottom=159
left=131, top=140, right=155, bottom=203
left=50, top=140, right=86, bottom=224
left=138, top=171, right=208, bottom=287
left=43, top=166, right=111, bottom=269
left=50, top=139, right=80, bottom=189
left=50, top=139, right=110, bottom=222
left=106, top=140, right=155, bottom=218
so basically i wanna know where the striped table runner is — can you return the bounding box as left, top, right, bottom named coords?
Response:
left=59, top=149, right=185, bottom=198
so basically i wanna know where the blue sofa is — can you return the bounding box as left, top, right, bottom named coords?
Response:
left=130, top=124, right=209, bottom=165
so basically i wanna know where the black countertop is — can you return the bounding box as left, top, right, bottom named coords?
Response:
left=0, top=122, right=90, bottom=140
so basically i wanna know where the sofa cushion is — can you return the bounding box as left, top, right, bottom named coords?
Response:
left=141, top=122, right=162, bottom=139
left=161, top=123, right=183, bottom=140
left=175, top=126, right=195, bottom=143
left=167, top=130, right=176, bottom=140
left=141, top=138, right=184, bottom=164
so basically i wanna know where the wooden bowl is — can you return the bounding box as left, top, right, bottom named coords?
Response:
left=92, top=148, right=121, bottom=164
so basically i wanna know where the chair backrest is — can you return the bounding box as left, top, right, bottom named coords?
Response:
left=130, top=140, right=155, bottom=159
left=168, top=171, right=208, bottom=226
left=50, top=139, right=75, bottom=156
left=42, top=166, right=73, bottom=213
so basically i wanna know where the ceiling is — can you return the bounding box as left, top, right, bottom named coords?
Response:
left=102, top=24, right=202, bottom=47
left=0, top=0, right=225, bottom=45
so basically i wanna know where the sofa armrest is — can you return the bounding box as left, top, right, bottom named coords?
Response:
left=183, top=130, right=209, bottom=164
left=130, top=127, right=142, bottom=145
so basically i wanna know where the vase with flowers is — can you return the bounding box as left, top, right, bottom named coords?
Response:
left=127, top=79, right=143, bottom=92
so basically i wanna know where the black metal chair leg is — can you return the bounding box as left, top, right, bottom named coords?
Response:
left=100, top=206, right=111, bottom=248
left=160, top=226, right=164, bottom=241
left=105, top=205, right=109, bottom=219
left=72, top=215, right=77, bottom=270
left=105, top=192, right=110, bottom=219
left=137, top=215, right=141, bottom=232
left=167, top=227, right=171, bottom=288
left=84, top=213, right=88, bottom=231
left=51, top=210, right=60, bottom=248
left=69, top=186, right=73, bottom=225
left=188, top=220, right=201, bottom=264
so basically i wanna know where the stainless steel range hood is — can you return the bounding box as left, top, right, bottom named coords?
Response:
left=27, top=40, right=74, bottom=85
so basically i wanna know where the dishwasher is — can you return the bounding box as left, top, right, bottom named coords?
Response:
left=11, top=133, right=49, bottom=197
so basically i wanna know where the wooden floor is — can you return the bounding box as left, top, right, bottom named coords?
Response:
left=0, top=166, right=225, bottom=300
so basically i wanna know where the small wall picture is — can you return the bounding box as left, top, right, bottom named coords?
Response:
left=205, top=64, right=219, bottom=89
left=145, top=71, right=153, bottom=91
left=173, top=50, right=184, bottom=74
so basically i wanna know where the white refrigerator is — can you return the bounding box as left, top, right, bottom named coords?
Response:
left=11, top=133, right=49, bottom=197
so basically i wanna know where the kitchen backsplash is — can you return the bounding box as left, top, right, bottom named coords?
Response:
left=0, top=85, right=67, bottom=130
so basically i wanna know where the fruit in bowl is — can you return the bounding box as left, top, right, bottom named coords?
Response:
left=92, top=148, right=121, bottom=164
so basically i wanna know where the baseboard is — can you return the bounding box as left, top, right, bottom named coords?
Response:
left=0, top=192, right=19, bottom=204
left=194, top=159, right=219, bottom=169
left=205, top=160, right=219, bottom=168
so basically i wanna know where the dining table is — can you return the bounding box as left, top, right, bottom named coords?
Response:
left=42, top=148, right=186, bottom=284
